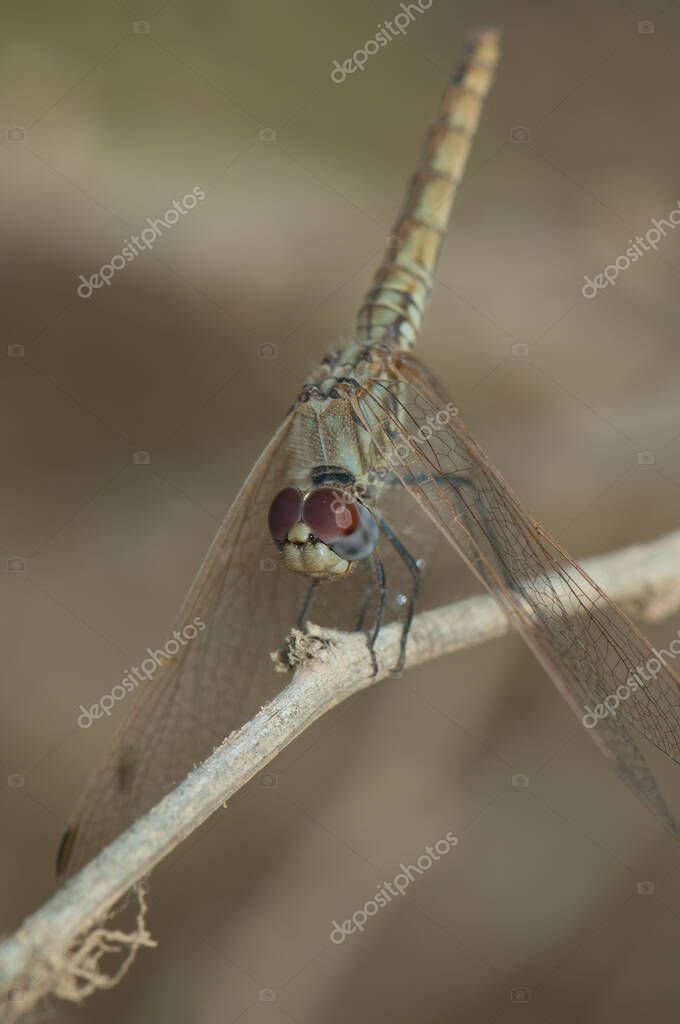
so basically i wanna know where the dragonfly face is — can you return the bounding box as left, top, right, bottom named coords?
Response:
left=268, top=482, right=379, bottom=580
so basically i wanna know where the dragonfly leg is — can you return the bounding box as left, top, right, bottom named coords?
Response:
left=378, top=515, right=421, bottom=676
left=355, top=559, right=376, bottom=632
left=296, top=579, right=320, bottom=630
left=387, top=470, right=470, bottom=488
left=367, top=554, right=387, bottom=676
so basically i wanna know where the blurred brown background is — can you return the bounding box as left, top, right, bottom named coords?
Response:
left=3, top=0, right=680, bottom=1021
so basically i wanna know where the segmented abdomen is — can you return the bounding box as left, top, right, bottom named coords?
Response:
left=356, top=30, right=500, bottom=350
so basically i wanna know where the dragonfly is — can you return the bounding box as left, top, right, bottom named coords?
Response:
left=58, top=29, right=680, bottom=876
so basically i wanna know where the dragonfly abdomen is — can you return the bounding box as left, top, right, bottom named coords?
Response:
left=356, top=29, right=500, bottom=350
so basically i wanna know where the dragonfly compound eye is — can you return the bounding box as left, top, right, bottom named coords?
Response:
left=303, top=488, right=378, bottom=561
left=268, top=487, right=303, bottom=541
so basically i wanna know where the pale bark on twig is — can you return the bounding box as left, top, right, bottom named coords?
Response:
left=2, top=527, right=680, bottom=1018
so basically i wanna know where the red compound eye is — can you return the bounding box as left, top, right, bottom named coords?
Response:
left=268, top=487, right=303, bottom=541
left=302, top=488, right=360, bottom=543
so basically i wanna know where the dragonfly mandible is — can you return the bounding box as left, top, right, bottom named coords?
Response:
left=57, top=29, right=680, bottom=876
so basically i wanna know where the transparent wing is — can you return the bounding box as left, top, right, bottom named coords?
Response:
left=59, top=411, right=315, bottom=875
left=58, top=392, right=440, bottom=877
left=354, top=350, right=680, bottom=832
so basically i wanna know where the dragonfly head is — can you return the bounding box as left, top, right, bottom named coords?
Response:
left=268, top=486, right=378, bottom=580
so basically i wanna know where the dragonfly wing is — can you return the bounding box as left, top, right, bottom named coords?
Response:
left=58, top=410, right=313, bottom=876
left=355, top=351, right=680, bottom=831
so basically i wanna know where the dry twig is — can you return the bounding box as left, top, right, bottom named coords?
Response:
left=2, top=527, right=680, bottom=1018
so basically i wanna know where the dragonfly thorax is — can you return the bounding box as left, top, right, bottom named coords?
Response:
left=268, top=485, right=378, bottom=581
left=304, top=341, right=388, bottom=398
